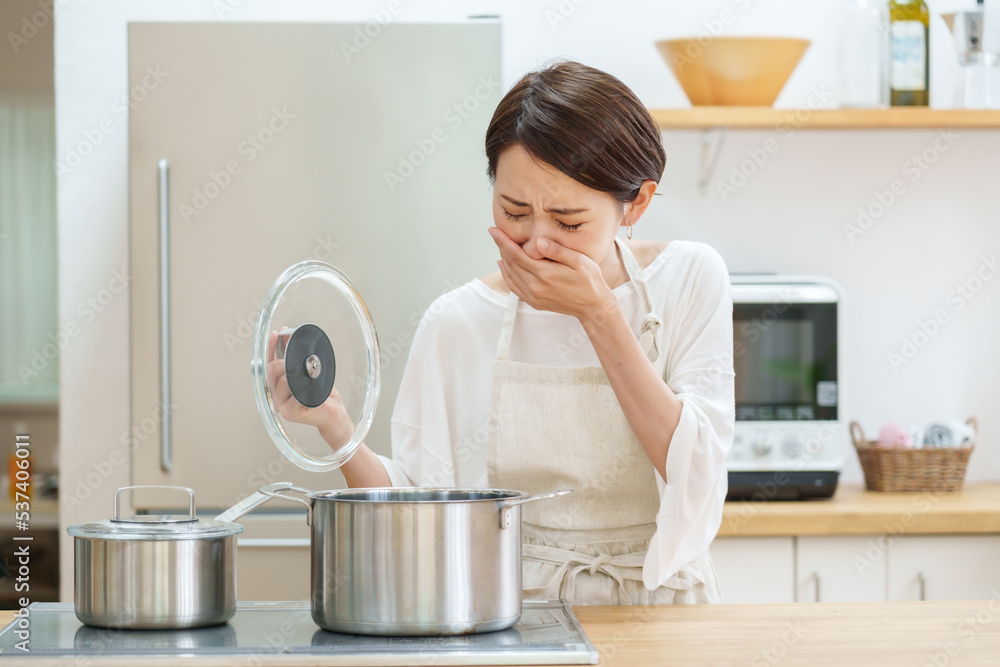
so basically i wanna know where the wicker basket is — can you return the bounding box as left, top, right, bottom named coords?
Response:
left=850, top=418, right=976, bottom=493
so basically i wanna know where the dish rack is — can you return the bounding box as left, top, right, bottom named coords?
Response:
left=850, top=418, right=976, bottom=493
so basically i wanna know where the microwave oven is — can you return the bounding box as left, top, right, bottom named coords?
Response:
left=726, top=275, right=846, bottom=501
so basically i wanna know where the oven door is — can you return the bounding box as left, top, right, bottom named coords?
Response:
left=728, top=279, right=845, bottom=500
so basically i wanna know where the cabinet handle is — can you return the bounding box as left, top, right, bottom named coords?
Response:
left=238, top=538, right=311, bottom=548
left=158, top=158, right=172, bottom=473
left=813, top=571, right=821, bottom=602
left=918, top=571, right=927, bottom=601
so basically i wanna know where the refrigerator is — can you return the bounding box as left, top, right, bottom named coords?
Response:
left=128, top=20, right=502, bottom=599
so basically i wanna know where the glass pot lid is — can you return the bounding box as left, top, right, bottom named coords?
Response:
left=251, top=260, right=380, bottom=472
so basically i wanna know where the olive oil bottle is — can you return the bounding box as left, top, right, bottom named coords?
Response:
left=889, top=0, right=930, bottom=106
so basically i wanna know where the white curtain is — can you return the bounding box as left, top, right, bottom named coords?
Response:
left=0, top=95, right=57, bottom=401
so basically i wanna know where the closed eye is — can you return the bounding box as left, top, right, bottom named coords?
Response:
left=502, top=208, right=582, bottom=231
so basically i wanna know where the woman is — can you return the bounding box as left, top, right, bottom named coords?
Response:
left=270, top=61, right=735, bottom=605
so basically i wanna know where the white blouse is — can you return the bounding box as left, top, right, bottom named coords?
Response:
left=377, top=240, right=736, bottom=589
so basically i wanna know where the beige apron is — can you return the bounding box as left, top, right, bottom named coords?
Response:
left=486, top=238, right=721, bottom=606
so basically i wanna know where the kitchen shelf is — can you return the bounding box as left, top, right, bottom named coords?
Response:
left=1, top=498, right=59, bottom=528
left=650, top=107, right=1000, bottom=130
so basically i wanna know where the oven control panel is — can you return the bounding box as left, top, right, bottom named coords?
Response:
left=728, top=421, right=845, bottom=472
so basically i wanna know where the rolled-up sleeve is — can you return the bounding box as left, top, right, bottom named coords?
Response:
left=643, top=246, right=735, bottom=590
left=377, top=427, right=417, bottom=488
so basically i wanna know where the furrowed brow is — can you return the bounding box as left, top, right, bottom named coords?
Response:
left=500, top=195, right=587, bottom=215
left=500, top=194, right=529, bottom=207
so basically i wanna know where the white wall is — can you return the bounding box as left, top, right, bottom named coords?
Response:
left=56, top=0, right=1000, bottom=600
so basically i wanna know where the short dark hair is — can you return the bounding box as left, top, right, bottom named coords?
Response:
left=485, top=60, right=666, bottom=206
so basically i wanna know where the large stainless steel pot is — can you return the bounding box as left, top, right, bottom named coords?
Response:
left=67, top=483, right=290, bottom=630
left=264, top=486, right=572, bottom=636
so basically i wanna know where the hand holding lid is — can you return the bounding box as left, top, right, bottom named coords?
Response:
left=252, top=261, right=380, bottom=472
left=267, top=327, right=355, bottom=450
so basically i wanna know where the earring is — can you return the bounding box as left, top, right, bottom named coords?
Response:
left=626, top=223, right=633, bottom=240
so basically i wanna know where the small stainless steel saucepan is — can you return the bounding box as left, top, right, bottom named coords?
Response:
left=67, top=483, right=292, bottom=630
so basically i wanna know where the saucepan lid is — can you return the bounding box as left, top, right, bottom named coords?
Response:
left=251, top=260, right=380, bottom=472
left=66, top=486, right=242, bottom=540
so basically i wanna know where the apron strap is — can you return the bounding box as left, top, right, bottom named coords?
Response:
left=493, top=238, right=663, bottom=363
left=615, top=237, right=662, bottom=363
left=496, top=291, right=519, bottom=363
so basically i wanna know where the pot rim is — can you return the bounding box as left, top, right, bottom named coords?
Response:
left=306, top=487, right=528, bottom=504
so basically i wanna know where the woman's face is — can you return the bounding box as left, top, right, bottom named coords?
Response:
left=492, top=145, right=626, bottom=267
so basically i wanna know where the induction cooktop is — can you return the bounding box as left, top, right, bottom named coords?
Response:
left=0, top=599, right=599, bottom=665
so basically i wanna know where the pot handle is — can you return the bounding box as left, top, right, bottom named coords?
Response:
left=214, top=482, right=295, bottom=524
left=259, top=485, right=316, bottom=526
left=499, top=489, right=574, bottom=529
left=114, top=485, right=195, bottom=522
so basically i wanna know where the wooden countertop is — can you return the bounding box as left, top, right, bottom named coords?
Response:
left=3, top=601, right=1000, bottom=666
left=719, top=482, right=1000, bottom=537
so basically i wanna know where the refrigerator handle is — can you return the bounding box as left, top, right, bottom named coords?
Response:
left=158, top=158, right=172, bottom=473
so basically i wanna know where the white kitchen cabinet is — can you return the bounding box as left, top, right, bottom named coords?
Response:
left=795, top=536, right=886, bottom=602
left=714, top=485, right=1000, bottom=603
left=888, top=536, right=1000, bottom=601
left=710, top=537, right=795, bottom=603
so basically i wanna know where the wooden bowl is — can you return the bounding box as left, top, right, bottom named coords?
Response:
left=655, top=37, right=811, bottom=106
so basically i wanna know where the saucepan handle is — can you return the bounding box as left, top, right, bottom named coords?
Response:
left=499, top=489, right=573, bottom=529
left=214, top=482, right=294, bottom=524
left=114, top=485, right=195, bottom=522
left=259, top=485, right=316, bottom=526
